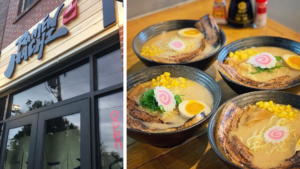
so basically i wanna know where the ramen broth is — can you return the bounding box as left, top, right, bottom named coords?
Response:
left=130, top=79, right=213, bottom=130
left=226, top=47, right=300, bottom=82
left=229, top=104, right=300, bottom=168
left=140, top=30, right=219, bottom=63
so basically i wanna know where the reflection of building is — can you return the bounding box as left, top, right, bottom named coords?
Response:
left=0, top=0, right=123, bottom=168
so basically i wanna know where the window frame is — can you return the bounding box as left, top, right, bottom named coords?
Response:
left=0, top=31, right=122, bottom=169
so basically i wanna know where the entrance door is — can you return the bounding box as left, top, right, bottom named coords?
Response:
left=0, top=99, right=90, bottom=169
left=0, top=114, right=38, bottom=169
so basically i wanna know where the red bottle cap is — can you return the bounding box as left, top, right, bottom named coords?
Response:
left=256, top=0, right=267, bottom=3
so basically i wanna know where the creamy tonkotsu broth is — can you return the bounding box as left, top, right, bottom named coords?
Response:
left=127, top=73, right=213, bottom=132
left=223, top=101, right=300, bottom=168
left=225, top=47, right=300, bottom=82
left=140, top=30, right=219, bottom=63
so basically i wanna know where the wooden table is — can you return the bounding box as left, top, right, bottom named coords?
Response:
left=127, top=0, right=300, bottom=168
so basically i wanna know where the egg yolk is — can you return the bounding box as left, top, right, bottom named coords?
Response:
left=183, top=30, right=200, bottom=35
left=287, top=56, right=300, bottom=69
left=185, top=100, right=204, bottom=115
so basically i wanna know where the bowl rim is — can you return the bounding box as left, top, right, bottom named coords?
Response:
left=217, top=35, right=300, bottom=91
left=132, top=19, right=226, bottom=65
left=207, top=90, right=300, bottom=169
left=127, top=65, right=222, bottom=135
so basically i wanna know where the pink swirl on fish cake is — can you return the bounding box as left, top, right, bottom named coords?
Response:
left=254, top=54, right=272, bottom=65
left=158, top=90, right=171, bottom=105
left=171, top=41, right=183, bottom=49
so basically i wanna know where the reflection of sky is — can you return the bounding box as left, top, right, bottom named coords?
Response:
left=97, top=50, right=123, bottom=90
left=64, top=113, right=81, bottom=129
left=11, top=64, right=90, bottom=116
left=98, top=92, right=123, bottom=157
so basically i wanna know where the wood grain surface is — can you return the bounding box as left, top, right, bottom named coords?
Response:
left=127, top=0, right=300, bottom=168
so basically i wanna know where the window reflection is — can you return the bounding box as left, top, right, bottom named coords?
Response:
left=10, top=64, right=90, bottom=118
left=0, top=124, right=3, bottom=149
left=4, top=125, right=31, bottom=169
left=43, top=113, right=81, bottom=169
left=98, top=92, right=123, bottom=169
left=0, top=96, right=7, bottom=120
left=97, top=50, right=123, bottom=90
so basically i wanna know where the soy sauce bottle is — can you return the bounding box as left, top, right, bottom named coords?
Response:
left=228, top=0, right=254, bottom=28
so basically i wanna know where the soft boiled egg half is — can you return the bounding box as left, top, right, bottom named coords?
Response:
left=296, top=139, right=300, bottom=152
left=283, top=54, right=300, bottom=70
left=178, top=28, right=203, bottom=39
left=178, top=100, right=211, bottom=119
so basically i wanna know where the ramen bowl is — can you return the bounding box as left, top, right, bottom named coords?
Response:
left=208, top=91, right=300, bottom=169
left=217, top=36, right=300, bottom=94
left=127, top=65, right=221, bottom=147
left=132, top=20, right=226, bottom=71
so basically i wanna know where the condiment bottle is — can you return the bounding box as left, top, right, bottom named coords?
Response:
left=254, top=0, right=267, bottom=28
left=213, top=0, right=227, bottom=25
left=228, top=0, right=254, bottom=28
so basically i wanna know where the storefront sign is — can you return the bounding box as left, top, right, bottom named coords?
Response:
left=111, top=110, right=122, bottom=149
left=4, top=4, right=69, bottom=79
left=63, top=0, right=78, bottom=25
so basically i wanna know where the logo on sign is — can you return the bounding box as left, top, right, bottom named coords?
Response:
left=111, top=110, right=123, bottom=149
left=4, top=4, right=69, bottom=79
left=63, top=0, right=78, bottom=25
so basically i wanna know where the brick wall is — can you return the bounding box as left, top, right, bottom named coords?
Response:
left=1, top=0, right=65, bottom=51
left=0, top=0, right=10, bottom=50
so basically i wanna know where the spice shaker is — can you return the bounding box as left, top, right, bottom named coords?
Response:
left=213, top=0, right=227, bottom=25
left=254, top=0, right=268, bottom=28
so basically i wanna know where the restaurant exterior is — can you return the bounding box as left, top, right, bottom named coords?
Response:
left=0, top=0, right=123, bottom=169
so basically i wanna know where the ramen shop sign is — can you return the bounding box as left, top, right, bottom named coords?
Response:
left=4, top=4, right=69, bottom=79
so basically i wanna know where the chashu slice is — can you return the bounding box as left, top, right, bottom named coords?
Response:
left=274, top=151, right=300, bottom=169
left=218, top=102, right=258, bottom=169
left=215, top=60, right=300, bottom=89
left=127, top=97, right=205, bottom=132
left=168, top=14, right=220, bottom=63
left=127, top=113, right=203, bottom=133
left=127, top=97, right=166, bottom=124
left=195, top=14, right=220, bottom=47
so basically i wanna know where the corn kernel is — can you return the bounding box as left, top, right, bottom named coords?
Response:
left=160, top=75, right=165, bottom=79
left=290, top=118, right=295, bottom=121
left=268, top=108, right=273, bottom=112
left=152, top=82, right=157, bottom=86
left=156, top=77, right=161, bottom=81
left=229, top=52, right=234, bottom=57
left=152, top=78, right=156, bottom=82
left=289, top=112, right=294, bottom=117
left=164, top=72, right=170, bottom=77
left=279, top=114, right=284, bottom=118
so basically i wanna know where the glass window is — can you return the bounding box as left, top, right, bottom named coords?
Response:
left=0, top=124, right=3, bottom=149
left=43, top=113, right=81, bottom=169
left=0, top=96, right=7, bottom=120
left=97, top=50, right=123, bottom=90
left=98, top=92, right=123, bottom=169
left=10, top=64, right=90, bottom=118
left=4, top=125, right=32, bottom=169
left=22, top=0, right=34, bottom=12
